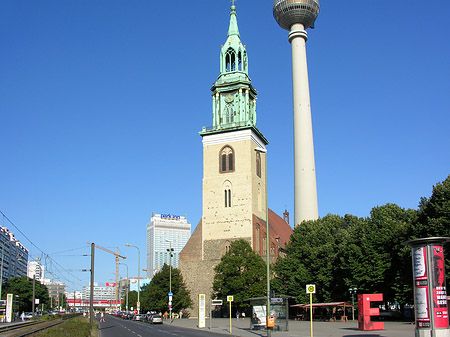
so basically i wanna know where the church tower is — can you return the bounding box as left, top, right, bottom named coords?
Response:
left=180, top=4, right=291, bottom=315
left=199, top=3, right=268, bottom=257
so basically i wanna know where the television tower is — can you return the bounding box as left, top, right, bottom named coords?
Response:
left=273, top=0, right=320, bottom=226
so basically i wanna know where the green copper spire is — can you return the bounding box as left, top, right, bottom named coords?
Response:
left=227, top=5, right=240, bottom=38
left=201, top=2, right=266, bottom=143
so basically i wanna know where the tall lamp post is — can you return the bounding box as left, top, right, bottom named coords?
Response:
left=125, top=244, right=140, bottom=313
left=349, top=287, right=358, bottom=321
left=166, top=240, right=174, bottom=321
left=255, top=147, right=271, bottom=337
left=119, top=263, right=129, bottom=312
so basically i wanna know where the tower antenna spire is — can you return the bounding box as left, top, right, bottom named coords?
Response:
left=231, top=0, right=236, bottom=7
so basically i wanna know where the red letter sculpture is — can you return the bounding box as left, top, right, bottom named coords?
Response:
left=358, top=294, right=384, bottom=331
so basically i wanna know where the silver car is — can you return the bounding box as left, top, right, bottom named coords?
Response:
left=133, top=314, right=144, bottom=321
left=150, top=314, right=163, bottom=324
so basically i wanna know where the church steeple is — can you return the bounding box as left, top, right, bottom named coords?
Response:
left=200, top=3, right=266, bottom=145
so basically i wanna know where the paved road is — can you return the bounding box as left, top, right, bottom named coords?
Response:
left=98, top=315, right=230, bottom=337
left=101, top=315, right=417, bottom=337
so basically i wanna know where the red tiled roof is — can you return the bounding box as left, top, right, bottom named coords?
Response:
left=268, top=208, right=293, bottom=249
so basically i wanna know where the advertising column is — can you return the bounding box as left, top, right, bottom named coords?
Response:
left=404, top=237, right=450, bottom=337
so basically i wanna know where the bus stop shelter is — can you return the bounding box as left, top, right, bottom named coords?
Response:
left=244, top=295, right=294, bottom=331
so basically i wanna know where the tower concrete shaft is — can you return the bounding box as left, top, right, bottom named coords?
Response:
left=289, top=23, right=318, bottom=226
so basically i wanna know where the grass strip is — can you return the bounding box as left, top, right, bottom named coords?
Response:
left=31, top=316, right=97, bottom=337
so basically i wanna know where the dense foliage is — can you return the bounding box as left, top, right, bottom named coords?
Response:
left=3, top=276, right=50, bottom=312
left=212, top=239, right=266, bottom=310
left=140, top=264, right=192, bottom=313
left=272, top=175, right=450, bottom=310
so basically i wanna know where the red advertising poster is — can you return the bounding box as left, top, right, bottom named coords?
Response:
left=431, top=245, right=449, bottom=328
left=413, top=246, right=430, bottom=327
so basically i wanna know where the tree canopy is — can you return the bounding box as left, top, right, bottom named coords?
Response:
left=272, top=175, right=450, bottom=312
left=140, top=264, right=192, bottom=313
left=3, top=276, right=50, bottom=312
left=212, top=239, right=266, bottom=311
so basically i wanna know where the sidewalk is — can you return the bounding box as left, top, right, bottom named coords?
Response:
left=169, top=318, right=415, bottom=337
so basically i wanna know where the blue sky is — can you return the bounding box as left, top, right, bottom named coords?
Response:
left=1, top=0, right=449, bottom=293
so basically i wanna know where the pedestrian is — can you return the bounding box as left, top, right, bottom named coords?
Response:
left=20, top=312, right=24, bottom=321
left=179, top=310, right=183, bottom=319
left=242, top=312, right=245, bottom=320
left=164, top=311, right=168, bottom=320
left=100, top=312, right=105, bottom=322
left=236, top=311, right=240, bottom=320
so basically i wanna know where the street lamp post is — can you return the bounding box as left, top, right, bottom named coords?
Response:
left=255, top=147, right=271, bottom=337
left=349, top=287, right=358, bottom=321
left=125, top=244, right=140, bottom=314
left=119, top=263, right=129, bottom=312
left=166, top=240, right=174, bottom=321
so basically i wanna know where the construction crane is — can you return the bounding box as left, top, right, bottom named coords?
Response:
left=87, top=242, right=126, bottom=306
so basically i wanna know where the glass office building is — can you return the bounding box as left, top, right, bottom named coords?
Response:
left=146, top=213, right=191, bottom=278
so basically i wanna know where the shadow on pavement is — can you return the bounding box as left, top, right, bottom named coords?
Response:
left=342, top=335, right=383, bottom=337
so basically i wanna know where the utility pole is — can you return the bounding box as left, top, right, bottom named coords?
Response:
left=90, top=243, right=95, bottom=328
left=32, top=275, right=36, bottom=318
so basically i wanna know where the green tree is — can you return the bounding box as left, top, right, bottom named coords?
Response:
left=140, top=265, right=192, bottom=313
left=340, top=204, right=414, bottom=305
left=272, top=214, right=350, bottom=304
left=212, top=239, right=266, bottom=311
left=3, top=276, right=50, bottom=312
left=414, top=174, right=450, bottom=287
left=123, top=291, right=138, bottom=311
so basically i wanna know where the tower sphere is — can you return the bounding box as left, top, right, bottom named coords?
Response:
left=273, top=0, right=320, bottom=31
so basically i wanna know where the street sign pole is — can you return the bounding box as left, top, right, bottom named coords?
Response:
left=227, top=296, right=233, bottom=333
left=306, top=284, right=316, bottom=337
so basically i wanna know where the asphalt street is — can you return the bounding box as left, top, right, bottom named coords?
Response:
left=98, top=315, right=229, bottom=337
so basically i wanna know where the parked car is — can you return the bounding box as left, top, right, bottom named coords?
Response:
left=22, top=312, right=33, bottom=320
left=149, top=314, right=163, bottom=324
left=133, top=314, right=144, bottom=321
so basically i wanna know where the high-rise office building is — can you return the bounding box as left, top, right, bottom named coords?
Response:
left=146, top=213, right=191, bottom=278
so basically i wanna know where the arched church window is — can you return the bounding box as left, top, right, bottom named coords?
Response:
left=223, top=181, right=232, bottom=208
left=225, top=104, right=234, bottom=123
left=256, top=152, right=261, bottom=178
left=225, top=240, right=231, bottom=254
left=220, top=146, right=235, bottom=173
left=224, top=189, right=232, bottom=207
left=255, top=224, right=260, bottom=253
left=225, top=48, right=236, bottom=72
left=238, top=51, right=242, bottom=71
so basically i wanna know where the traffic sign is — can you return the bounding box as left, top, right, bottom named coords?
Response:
left=168, top=292, right=173, bottom=296
left=227, top=295, right=234, bottom=302
left=211, top=299, right=223, bottom=306
left=306, top=284, right=316, bottom=294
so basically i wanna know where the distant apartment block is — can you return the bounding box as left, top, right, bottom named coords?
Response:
left=0, top=226, right=28, bottom=282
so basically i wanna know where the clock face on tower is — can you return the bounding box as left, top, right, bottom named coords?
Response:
left=224, top=93, right=235, bottom=104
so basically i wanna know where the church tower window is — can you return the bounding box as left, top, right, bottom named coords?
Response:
left=224, top=189, right=231, bottom=207
left=256, top=152, right=261, bottom=178
left=220, top=146, right=235, bottom=173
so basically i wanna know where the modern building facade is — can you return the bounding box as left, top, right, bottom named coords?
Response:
left=81, top=283, right=115, bottom=302
left=43, top=281, right=66, bottom=308
left=179, top=4, right=293, bottom=315
left=0, top=226, right=28, bottom=283
left=27, top=259, right=45, bottom=282
left=146, top=213, right=191, bottom=278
